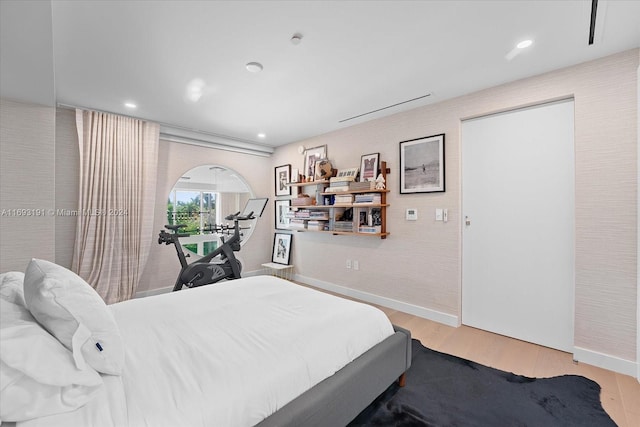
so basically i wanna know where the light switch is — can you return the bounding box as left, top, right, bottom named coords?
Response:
left=406, top=208, right=418, bottom=221
left=435, top=208, right=443, bottom=221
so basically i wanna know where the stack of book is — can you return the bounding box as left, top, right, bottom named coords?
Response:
left=358, top=225, right=381, bottom=234
left=294, top=209, right=311, bottom=219
left=353, top=193, right=382, bottom=204
left=349, top=181, right=375, bottom=191
left=309, top=211, right=330, bottom=220
left=306, top=220, right=327, bottom=231
left=334, top=194, right=354, bottom=205
left=289, top=219, right=306, bottom=229
left=333, top=221, right=353, bottom=232
left=326, top=176, right=355, bottom=193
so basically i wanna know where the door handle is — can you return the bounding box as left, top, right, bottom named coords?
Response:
left=465, top=216, right=471, bottom=226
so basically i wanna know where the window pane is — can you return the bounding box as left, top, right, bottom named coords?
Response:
left=175, top=191, right=200, bottom=234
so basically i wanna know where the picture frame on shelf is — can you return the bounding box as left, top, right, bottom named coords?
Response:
left=303, top=145, right=327, bottom=179
left=272, top=232, right=292, bottom=265
left=336, top=167, right=359, bottom=179
left=359, top=153, right=379, bottom=182
left=275, top=164, right=291, bottom=197
left=314, top=158, right=333, bottom=181
left=399, top=133, right=445, bottom=194
left=275, top=200, right=291, bottom=230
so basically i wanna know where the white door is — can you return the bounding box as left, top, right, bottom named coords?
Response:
left=461, top=99, right=575, bottom=352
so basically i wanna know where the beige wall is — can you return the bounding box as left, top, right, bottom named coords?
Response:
left=0, top=98, right=56, bottom=272
left=272, top=49, right=639, bottom=367
left=55, top=107, right=79, bottom=268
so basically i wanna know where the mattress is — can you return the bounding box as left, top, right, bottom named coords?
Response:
left=18, top=276, right=394, bottom=427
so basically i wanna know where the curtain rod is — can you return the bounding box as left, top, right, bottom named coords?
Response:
left=56, top=103, right=274, bottom=157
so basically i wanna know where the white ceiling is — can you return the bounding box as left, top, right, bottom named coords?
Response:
left=2, top=1, right=639, bottom=149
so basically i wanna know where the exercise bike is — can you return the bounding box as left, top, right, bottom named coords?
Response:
left=158, top=198, right=267, bottom=291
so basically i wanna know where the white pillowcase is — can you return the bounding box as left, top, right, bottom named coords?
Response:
left=0, top=295, right=104, bottom=422
left=24, top=259, right=125, bottom=375
left=0, top=271, right=26, bottom=306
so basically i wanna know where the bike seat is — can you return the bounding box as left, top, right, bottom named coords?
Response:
left=165, top=224, right=188, bottom=231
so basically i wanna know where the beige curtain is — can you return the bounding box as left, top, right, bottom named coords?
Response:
left=72, top=109, right=159, bottom=304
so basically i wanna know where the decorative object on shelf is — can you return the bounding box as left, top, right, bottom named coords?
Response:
left=399, top=133, right=445, bottom=194
left=275, top=199, right=291, bottom=230
left=304, top=145, right=327, bottom=179
left=314, top=158, right=333, bottom=181
left=272, top=232, right=292, bottom=265
left=291, top=168, right=300, bottom=183
left=375, top=173, right=386, bottom=190
left=336, top=168, right=359, bottom=179
left=359, top=153, right=379, bottom=182
left=291, top=193, right=314, bottom=206
left=275, top=164, right=292, bottom=197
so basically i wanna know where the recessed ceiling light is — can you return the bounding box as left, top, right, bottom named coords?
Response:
left=505, top=39, right=534, bottom=61
left=124, top=102, right=137, bottom=109
left=185, top=78, right=205, bottom=102
left=257, top=133, right=266, bottom=139
left=246, top=62, right=263, bottom=73
left=517, top=39, right=533, bottom=49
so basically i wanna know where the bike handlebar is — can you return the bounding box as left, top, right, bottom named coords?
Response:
left=225, top=211, right=255, bottom=221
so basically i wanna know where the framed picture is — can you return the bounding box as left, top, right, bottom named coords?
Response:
left=314, top=158, right=333, bottom=181
left=275, top=199, right=291, bottom=230
left=272, top=232, right=292, bottom=265
left=275, top=164, right=291, bottom=197
left=337, top=167, right=359, bottom=179
left=303, top=145, right=327, bottom=179
left=359, top=153, right=379, bottom=182
left=399, top=134, right=445, bottom=194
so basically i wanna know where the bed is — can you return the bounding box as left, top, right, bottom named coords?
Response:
left=0, top=259, right=411, bottom=427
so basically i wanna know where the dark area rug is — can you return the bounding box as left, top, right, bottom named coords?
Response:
left=349, top=339, right=617, bottom=427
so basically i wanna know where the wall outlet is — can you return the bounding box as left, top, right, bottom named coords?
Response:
left=353, top=260, right=359, bottom=271
left=346, top=259, right=352, bottom=269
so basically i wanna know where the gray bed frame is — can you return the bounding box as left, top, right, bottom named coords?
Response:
left=257, top=325, right=412, bottom=427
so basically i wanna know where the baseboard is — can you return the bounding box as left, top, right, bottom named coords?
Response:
left=573, top=346, right=638, bottom=378
left=294, top=274, right=459, bottom=327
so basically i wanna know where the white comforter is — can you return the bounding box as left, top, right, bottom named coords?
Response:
left=19, top=276, right=394, bottom=427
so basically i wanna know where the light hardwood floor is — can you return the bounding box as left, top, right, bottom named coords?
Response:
left=377, top=306, right=640, bottom=427
left=297, top=282, right=639, bottom=427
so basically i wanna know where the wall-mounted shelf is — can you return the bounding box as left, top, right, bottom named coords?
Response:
left=284, top=161, right=390, bottom=239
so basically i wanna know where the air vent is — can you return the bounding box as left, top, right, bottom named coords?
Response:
left=339, top=93, right=432, bottom=123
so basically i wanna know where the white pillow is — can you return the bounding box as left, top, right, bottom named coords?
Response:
left=23, top=259, right=125, bottom=375
left=0, top=271, right=26, bottom=306
left=0, top=298, right=103, bottom=422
